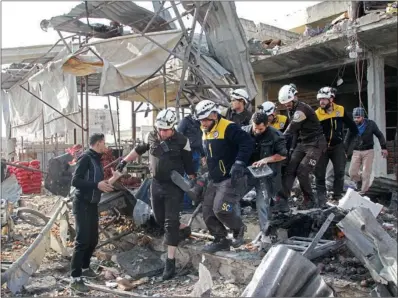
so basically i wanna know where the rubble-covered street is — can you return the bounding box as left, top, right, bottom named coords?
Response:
left=1, top=189, right=397, bottom=297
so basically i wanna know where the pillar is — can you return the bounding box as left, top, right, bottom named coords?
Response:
left=367, top=52, right=387, bottom=177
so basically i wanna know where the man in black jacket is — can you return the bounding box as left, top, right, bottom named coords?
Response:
left=116, top=109, right=195, bottom=281
left=242, top=112, right=287, bottom=248
left=70, top=133, right=121, bottom=293
left=348, top=107, right=388, bottom=194
left=194, top=100, right=254, bottom=253
left=314, top=87, right=359, bottom=205
left=177, top=108, right=206, bottom=209
left=275, top=85, right=327, bottom=211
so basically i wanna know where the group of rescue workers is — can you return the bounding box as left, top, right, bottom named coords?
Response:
left=68, top=82, right=389, bottom=292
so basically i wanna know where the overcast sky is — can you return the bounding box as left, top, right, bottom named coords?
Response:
left=1, top=1, right=317, bottom=138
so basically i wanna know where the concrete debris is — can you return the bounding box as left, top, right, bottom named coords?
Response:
left=241, top=245, right=334, bottom=297
left=114, top=246, right=164, bottom=280
left=190, top=263, right=213, bottom=297
left=337, top=207, right=398, bottom=295
left=338, top=189, right=384, bottom=217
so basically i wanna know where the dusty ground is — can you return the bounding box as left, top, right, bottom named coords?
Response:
left=1, top=191, right=397, bottom=297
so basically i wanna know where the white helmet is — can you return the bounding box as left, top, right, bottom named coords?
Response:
left=317, top=87, right=336, bottom=100
left=230, top=89, right=250, bottom=103
left=155, top=108, right=177, bottom=129
left=260, top=101, right=276, bottom=116
left=194, top=100, right=218, bottom=120
left=278, top=84, right=298, bottom=104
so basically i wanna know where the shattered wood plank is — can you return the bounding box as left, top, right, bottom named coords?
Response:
left=63, top=278, right=146, bottom=297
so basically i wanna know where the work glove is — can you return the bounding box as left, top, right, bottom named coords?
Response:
left=230, top=161, right=246, bottom=185
left=115, top=160, right=127, bottom=172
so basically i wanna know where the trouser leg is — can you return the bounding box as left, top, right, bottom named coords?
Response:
left=297, top=139, right=326, bottom=202
left=163, top=184, right=184, bottom=246
left=212, top=178, right=244, bottom=233
left=314, top=149, right=330, bottom=203
left=278, top=144, right=306, bottom=199
left=82, top=204, right=99, bottom=269
left=349, top=151, right=362, bottom=183
left=203, top=182, right=227, bottom=238
left=361, top=149, right=375, bottom=193
left=255, top=178, right=271, bottom=233
left=330, top=143, right=347, bottom=198
left=70, top=201, right=91, bottom=278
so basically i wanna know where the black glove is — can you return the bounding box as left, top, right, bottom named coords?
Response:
left=230, top=161, right=246, bottom=185
left=115, top=160, right=127, bottom=172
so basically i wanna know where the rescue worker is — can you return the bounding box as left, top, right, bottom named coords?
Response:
left=116, top=109, right=195, bottom=280
left=242, top=112, right=287, bottom=248
left=275, top=84, right=327, bottom=210
left=224, top=89, right=253, bottom=126
left=314, top=87, right=359, bottom=205
left=194, top=100, right=254, bottom=253
left=177, top=105, right=206, bottom=209
left=348, top=107, right=388, bottom=194
left=258, top=101, right=288, bottom=132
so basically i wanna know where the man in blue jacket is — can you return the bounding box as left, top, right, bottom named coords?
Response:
left=70, top=133, right=121, bottom=293
left=194, top=100, right=254, bottom=253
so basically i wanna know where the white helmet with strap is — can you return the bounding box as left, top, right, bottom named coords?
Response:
left=155, top=108, right=177, bottom=129
left=278, top=84, right=298, bottom=104
left=317, top=87, right=336, bottom=100
left=260, top=101, right=276, bottom=116
left=230, top=89, right=250, bottom=103
left=194, top=100, right=218, bottom=120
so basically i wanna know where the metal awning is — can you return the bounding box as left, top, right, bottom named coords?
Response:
left=40, top=1, right=174, bottom=38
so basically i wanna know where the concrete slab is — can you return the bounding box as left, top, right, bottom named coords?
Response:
left=174, top=243, right=263, bottom=284
left=115, top=246, right=164, bottom=279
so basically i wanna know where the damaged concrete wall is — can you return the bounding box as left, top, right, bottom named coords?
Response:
left=239, top=18, right=300, bottom=44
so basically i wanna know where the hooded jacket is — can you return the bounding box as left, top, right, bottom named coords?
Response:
left=71, top=149, right=104, bottom=204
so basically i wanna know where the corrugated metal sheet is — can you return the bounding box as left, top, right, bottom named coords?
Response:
left=43, top=1, right=172, bottom=37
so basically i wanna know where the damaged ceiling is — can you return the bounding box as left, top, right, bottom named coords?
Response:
left=252, top=13, right=397, bottom=81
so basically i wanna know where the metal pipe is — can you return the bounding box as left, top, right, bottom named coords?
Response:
left=173, top=2, right=199, bottom=122
left=116, top=97, right=121, bottom=147
left=19, top=86, right=86, bottom=130
left=134, top=102, right=144, bottom=112
left=80, top=77, right=85, bottom=146
left=195, top=2, right=213, bottom=66
left=85, top=76, right=89, bottom=147
left=170, top=1, right=189, bottom=39
left=163, top=65, right=168, bottom=108
left=56, top=30, right=72, bottom=53
left=108, top=96, right=118, bottom=147
left=41, top=112, right=46, bottom=173
left=132, top=101, right=136, bottom=145
left=2, top=161, right=48, bottom=174
left=142, top=1, right=166, bottom=34
left=134, top=89, right=160, bottom=111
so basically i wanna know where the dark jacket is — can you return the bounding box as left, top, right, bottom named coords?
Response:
left=315, top=104, right=358, bottom=150
left=225, top=107, right=252, bottom=127
left=284, top=101, right=324, bottom=144
left=177, top=115, right=205, bottom=157
left=71, top=149, right=104, bottom=204
left=135, top=131, right=195, bottom=183
left=202, top=115, right=254, bottom=182
left=242, top=125, right=287, bottom=177
left=347, top=119, right=387, bottom=151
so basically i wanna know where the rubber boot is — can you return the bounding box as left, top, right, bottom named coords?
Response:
left=202, top=237, right=231, bottom=253
left=271, top=197, right=290, bottom=213
left=231, top=224, right=246, bottom=248
left=162, top=258, right=176, bottom=281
